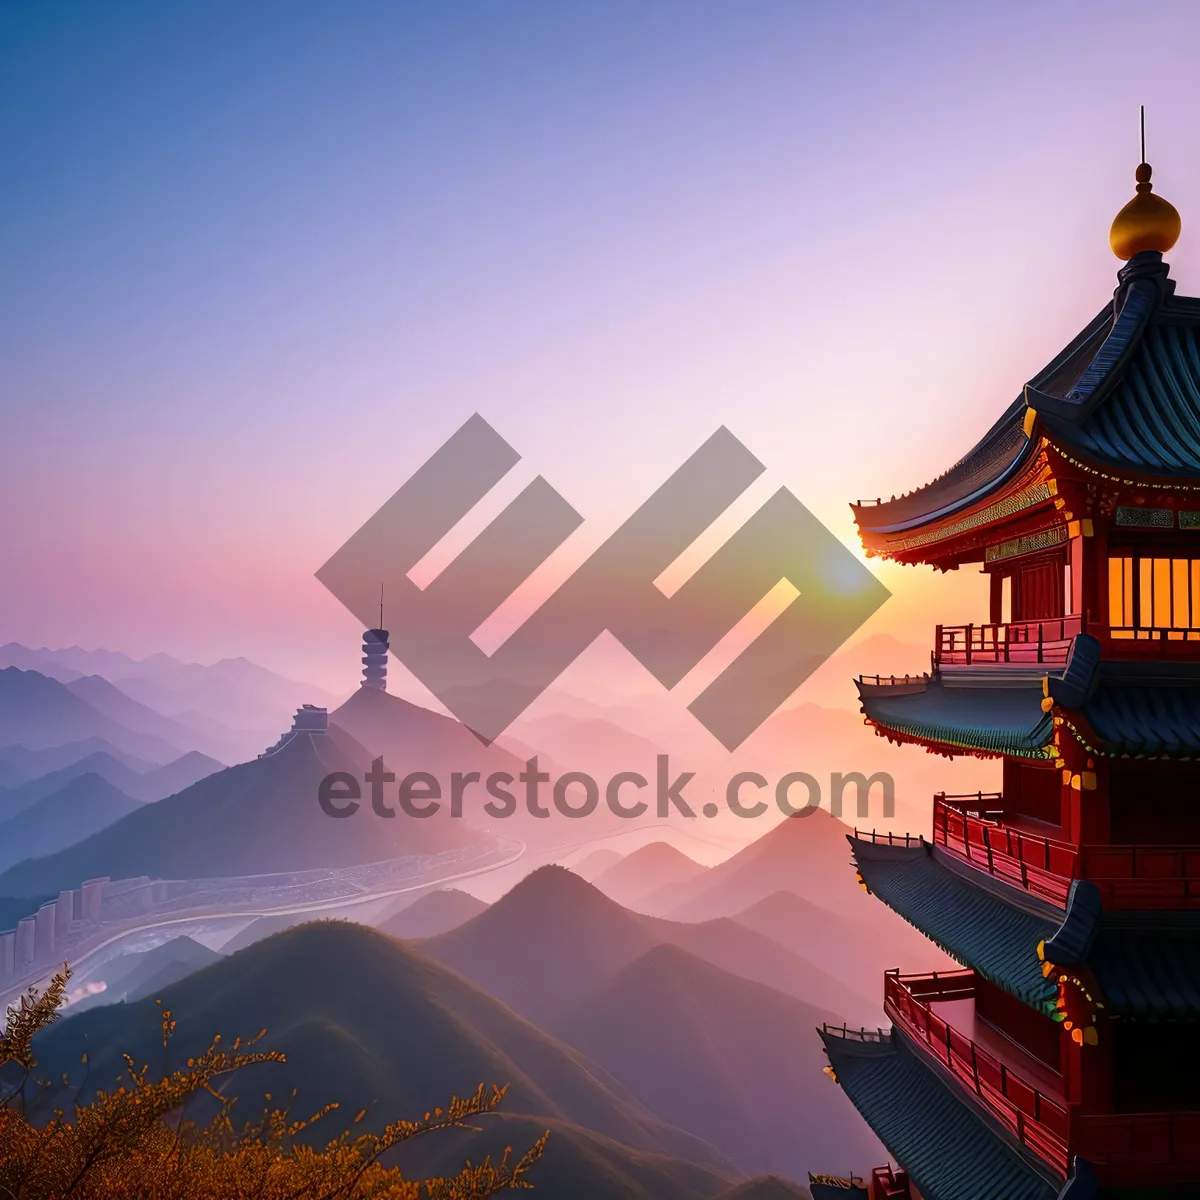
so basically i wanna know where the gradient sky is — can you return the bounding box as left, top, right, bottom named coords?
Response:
left=5, top=2, right=1200, bottom=697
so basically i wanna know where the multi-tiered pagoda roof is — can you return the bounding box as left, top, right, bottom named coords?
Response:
left=818, top=158, right=1200, bottom=1200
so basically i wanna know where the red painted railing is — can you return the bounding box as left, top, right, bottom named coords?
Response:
left=935, top=615, right=1082, bottom=667
left=1081, top=845, right=1200, bottom=909
left=853, top=828, right=924, bottom=849
left=933, top=795, right=1077, bottom=907
left=934, top=795, right=1200, bottom=910
left=1074, top=1111, right=1200, bottom=1183
left=884, top=969, right=1070, bottom=1177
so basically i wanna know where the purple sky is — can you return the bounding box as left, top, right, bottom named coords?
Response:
left=5, top=2, right=1200, bottom=695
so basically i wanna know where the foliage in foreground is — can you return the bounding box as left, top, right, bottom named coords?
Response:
left=0, top=966, right=547, bottom=1199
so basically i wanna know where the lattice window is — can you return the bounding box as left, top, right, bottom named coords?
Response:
left=1109, top=555, right=1200, bottom=639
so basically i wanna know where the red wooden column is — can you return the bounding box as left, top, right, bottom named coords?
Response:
left=1070, top=517, right=1107, bottom=641
left=1065, top=1016, right=1114, bottom=1114
left=990, top=569, right=1004, bottom=625
left=1069, top=531, right=1086, bottom=618
left=1065, top=756, right=1110, bottom=848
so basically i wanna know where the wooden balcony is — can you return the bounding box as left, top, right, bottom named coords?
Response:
left=1082, top=844, right=1200, bottom=909
left=886, top=970, right=1200, bottom=1187
left=1074, top=1111, right=1200, bottom=1185
left=884, top=969, right=1070, bottom=1176
left=935, top=615, right=1082, bottom=668
left=933, top=795, right=1200, bottom=910
left=933, top=794, right=1077, bottom=907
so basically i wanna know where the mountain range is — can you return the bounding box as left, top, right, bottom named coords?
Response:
left=629, top=810, right=951, bottom=990
left=0, top=643, right=341, bottom=738
left=511, top=713, right=669, bottom=786
left=638, top=807, right=897, bottom=920
left=0, top=667, right=188, bottom=762
left=378, top=888, right=488, bottom=939
left=0, top=748, right=221, bottom=823
left=0, top=773, right=144, bottom=873
left=326, top=686, right=687, bottom=853
left=330, top=685, right=525, bottom=779
left=28, top=921, right=742, bottom=1200
left=61, top=673, right=212, bottom=755
left=33, top=886, right=882, bottom=1185
left=729, top=890, right=948, bottom=1002
left=0, top=659, right=274, bottom=767
left=0, top=633, right=951, bottom=1192
left=0, top=737, right=161, bottom=785
left=68, top=935, right=225, bottom=1014
left=591, top=840, right=709, bottom=908
left=0, top=722, right=472, bottom=896
left=328, top=686, right=579, bottom=843
left=571, top=846, right=625, bottom=880
left=555, top=942, right=884, bottom=1178
left=421, top=866, right=878, bottom=1027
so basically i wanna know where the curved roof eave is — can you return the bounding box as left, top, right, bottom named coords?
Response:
left=857, top=677, right=1056, bottom=759
left=853, top=304, right=1115, bottom=538
left=862, top=420, right=1035, bottom=536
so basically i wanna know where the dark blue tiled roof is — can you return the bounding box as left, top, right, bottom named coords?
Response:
left=1048, top=647, right=1200, bottom=758
left=1044, top=634, right=1102, bottom=710
left=1058, top=278, right=1158, bottom=407
left=1074, top=683, right=1200, bottom=758
left=819, top=1029, right=1061, bottom=1200
left=849, top=837, right=1060, bottom=1012
left=853, top=838, right=1200, bottom=1019
left=1088, top=914, right=1200, bottom=1021
left=855, top=252, right=1200, bottom=547
left=1042, top=881, right=1100, bottom=964
left=861, top=650, right=1200, bottom=761
left=1048, top=323, right=1200, bottom=477
left=857, top=677, right=1054, bottom=759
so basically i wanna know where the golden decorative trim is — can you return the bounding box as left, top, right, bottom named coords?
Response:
left=1051, top=443, right=1200, bottom=492
left=885, top=482, right=1053, bottom=554
left=985, top=525, right=1067, bottom=564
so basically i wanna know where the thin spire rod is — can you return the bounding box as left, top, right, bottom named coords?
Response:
left=380, top=583, right=384, bottom=630
left=1141, top=104, right=1146, bottom=164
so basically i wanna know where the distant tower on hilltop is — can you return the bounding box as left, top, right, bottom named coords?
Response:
left=361, top=628, right=389, bottom=690
left=361, top=584, right=390, bottom=691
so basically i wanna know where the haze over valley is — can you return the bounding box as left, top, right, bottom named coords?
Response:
left=0, top=634, right=953, bottom=1194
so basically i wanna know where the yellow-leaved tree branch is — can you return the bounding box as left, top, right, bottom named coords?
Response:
left=0, top=965, right=547, bottom=1200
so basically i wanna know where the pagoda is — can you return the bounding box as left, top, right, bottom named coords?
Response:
left=819, top=157, right=1200, bottom=1198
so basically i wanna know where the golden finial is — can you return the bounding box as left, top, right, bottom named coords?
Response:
left=1110, top=107, right=1181, bottom=259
